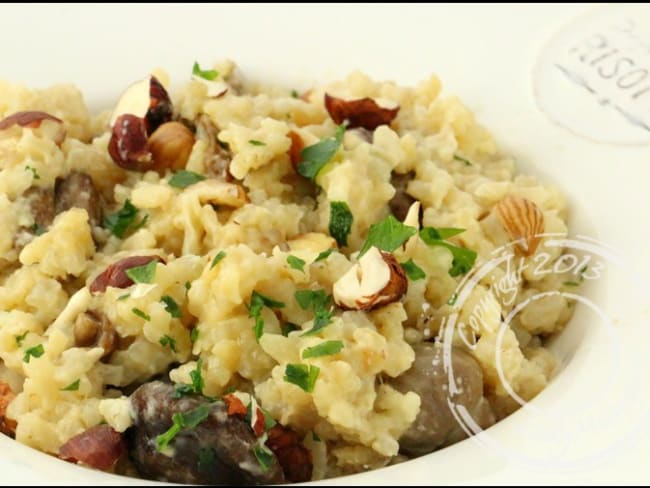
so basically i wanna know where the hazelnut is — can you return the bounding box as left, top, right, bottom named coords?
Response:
left=148, top=121, right=195, bottom=172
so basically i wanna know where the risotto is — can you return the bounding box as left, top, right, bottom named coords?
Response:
left=0, top=60, right=574, bottom=483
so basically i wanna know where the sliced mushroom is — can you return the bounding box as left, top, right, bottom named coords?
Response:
left=74, top=310, right=118, bottom=359
left=333, top=247, right=407, bottom=311
left=324, top=93, right=399, bottom=130
left=388, top=171, right=416, bottom=222
left=192, top=180, right=249, bottom=208
left=0, top=382, right=16, bottom=437
left=196, top=115, right=233, bottom=182
left=54, top=171, right=103, bottom=229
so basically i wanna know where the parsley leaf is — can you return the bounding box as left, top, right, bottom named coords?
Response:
left=125, top=260, right=157, bottom=284
left=302, top=340, right=344, bottom=359
left=161, top=296, right=182, bottom=318
left=291, top=89, right=299, bottom=98
left=253, top=444, right=274, bottom=472
left=284, top=364, right=320, bottom=392
left=329, top=201, right=353, bottom=247
left=297, top=124, right=345, bottom=181
left=15, top=331, right=28, bottom=346
left=563, top=281, right=580, bottom=287
left=210, top=251, right=226, bottom=269
left=281, top=322, right=299, bottom=337
left=192, top=61, right=218, bottom=81
left=294, top=290, right=333, bottom=336
left=61, top=379, right=80, bottom=391
left=447, top=292, right=458, bottom=306
left=419, top=227, right=466, bottom=241
left=359, top=214, right=417, bottom=256
left=400, top=259, right=426, bottom=281
left=169, top=170, right=206, bottom=189
left=190, top=358, right=205, bottom=395
left=25, top=165, right=40, bottom=180
left=314, top=248, right=336, bottom=262
left=453, top=154, right=472, bottom=166
left=117, top=293, right=130, bottom=301
left=23, top=344, right=44, bottom=363
left=30, top=223, right=45, bottom=236
left=172, top=384, right=194, bottom=399
left=156, top=404, right=211, bottom=451
left=248, top=291, right=285, bottom=342
left=132, top=308, right=151, bottom=321
left=419, top=227, right=477, bottom=277
left=190, top=327, right=199, bottom=343
left=159, top=335, right=177, bottom=352
left=287, top=255, right=306, bottom=273
left=103, top=199, right=144, bottom=238
left=248, top=140, right=266, bottom=146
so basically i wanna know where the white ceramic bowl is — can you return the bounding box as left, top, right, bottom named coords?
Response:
left=1, top=3, right=649, bottom=485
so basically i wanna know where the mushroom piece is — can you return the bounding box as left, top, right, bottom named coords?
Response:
left=333, top=246, right=407, bottom=311
left=389, top=342, right=495, bottom=456
left=73, top=311, right=118, bottom=359
left=388, top=171, right=417, bottom=222
left=89, top=255, right=163, bottom=294
left=324, top=94, right=399, bottom=130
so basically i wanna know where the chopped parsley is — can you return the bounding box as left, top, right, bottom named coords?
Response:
left=61, top=379, right=80, bottom=391
left=253, top=444, right=274, bottom=472
left=248, top=139, right=266, bottom=146
left=302, top=340, right=344, bottom=359
left=563, top=281, right=580, bottom=287
left=453, top=154, right=472, bottom=166
left=297, top=124, right=345, bottom=181
left=159, top=335, right=177, bottom=352
left=291, top=89, right=299, bottom=98
left=284, top=364, right=320, bottom=393
left=190, top=327, right=199, bottom=343
left=192, top=61, right=219, bottom=81
left=419, top=227, right=477, bottom=277
left=329, top=201, right=353, bottom=247
left=185, top=281, right=192, bottom=291
left=15, top=331, right=28, bottom=346
left=294, top=289, right=333, bottom=336
left=103, top=199, right=146, bottom=238
left=359, top=214, right=417, bottom=256
left=314, top=248, right=336, bottom=262
left=248, top=291, right=285, bottom=342
left=169, top=170, right=206, bottom=189
left=125, top=260, right=157, bottom=284
left=400, top=259, right=426, bottom=281
left=29, top=223, right=45, bottom=236
left=281, top=322, right=300, bottom=337
left=156, top=404, right=211, bottom=452
left=23, top=344, right=44, bottom=363
left=117, top=293, right=130, bottom=301
left=132, top=308, right=151, bottom=321
left=287, top=255, right=306, bottom=273
left=210, top=251, right=226, bottom=269
left=161, top=295, right=182, bottom=318
left=190, top=358, right=205, bottom=395
left=25, top=165, right=40, bottom=179
left=447, top=292, right=458, bottom=306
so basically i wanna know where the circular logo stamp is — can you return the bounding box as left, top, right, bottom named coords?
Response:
left=437, top=233, right=649, bottom=470
left=533, top=4, right=650, bottom=145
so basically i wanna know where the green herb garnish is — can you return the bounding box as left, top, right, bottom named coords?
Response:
left=294, top=290, right=333, bottom=336
left=329, top=201, right=353, bottom=247
left=291, top=89, right=299, bottom=98
left=61, top=379, right=80, bottom=391
left=198, top=447, right=217, bottom=473
left=210, top=251, right=226, bottom=269
left=287, top=255, right=306, bottom=273
left=248, top=140, right=266, bottom=146
left=125, top=260, right=157, bottom=284
left=314, top=248, right=336, bottom=262
left=25, top=165, right=40, bottom=179
left=284, top=364, right=320, bottom=392
left=563, top=281, right=580, bottom=287
left=156, top=404, right=211, bottom=451
left=169, top=170, right=206, bottom=189
left=447, top=292, right=458, bottom=306
left=281, top=323, right=299, bottom=337
left=419, top=227, right=477, bottom=277
left=161, top=295, right=182, bottom=318
left=103, top=199, right=145, bottom=238
left=253, top=444, right=274, bottom=472
left=453, top=154, right=472, bottom=166
left=190, top=358, right=205, bottom=395
left=23, top=344, right=44, bottom=363
left=297, top=124, right=345, bottom=181
left=302, top=340, right=344, bottom=359
left=190, top=327, right=199, bottom=343
left=159, top=335, right=177, bottom=352
left=132, top=308, right=151, bottom=321
left=400, top=259, right=426, bottom=281
left=359, top=214, right=417, bottom=256
left=117, top=293, right=130, bottom=301
left=15, top=331, right=28, bottom=347
left=192, top=61, right=219, bottom=81
left=248, top=291, right=285, bottom=342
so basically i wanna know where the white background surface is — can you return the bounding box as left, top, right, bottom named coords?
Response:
left=1, top=3, right=649, bottom=485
